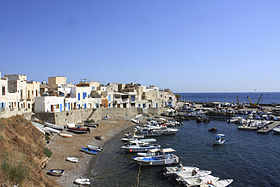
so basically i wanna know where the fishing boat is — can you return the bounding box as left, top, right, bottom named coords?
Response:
left=175, top=169, right=212, bottom=183
left=44, top=122, right=64, bottom=130
left=81, top=147, right=98, bottom=155
left=163, top=164, right=199, bottom=177
left=44, top=127, right=61, bottom=134
left=67, top=127, right=90, bottom=134
left=133, top=154, right=179, bottom=166
left=84, top=123, right=99, bottom=128
left=200, top=179, right=234, bottom=187
left=66, top=157, right=79, bottom=163
left=213, top=134, right=226, bottom=145
left=59, top=133, right=73, bottom=138
left=152, top=126, right=179, bottom=135
left=137, top=148, right=175, bottom=157
left=208, top=128, right=217, bottom=133
left=121, top=142, right=161, bottom=152
left=273, top=127, right=280, bottom=134
left=135, top=128, right=162, bottom=137
left=87, top=145, right=103, bottom=152
left=74, top=178, right=90, bottom=185
left=180, top=175, right=220, bottom=186
left=47, top=169, right=65, bottom=176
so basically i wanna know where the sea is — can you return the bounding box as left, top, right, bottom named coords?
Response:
left=89, top=93, right=280, bottom=187
left=177, top=92, right=280, bottom=104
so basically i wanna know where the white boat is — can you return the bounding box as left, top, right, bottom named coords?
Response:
left=213, top=134, right=226, bottom=145
left=163, top=165, right=199, bottom=177
left=66, top=157, right=79, bottom=163
left=133, top=154, right=179, bottom=166
left=200, top=179, right=233, bottom=187
left=87, top=145, right=103, bottom=152
left=137, top=148, right=175, bottom=157
left=121, top=137, right=156, bottom=143
left=181, top=175, right=219, bottom=186
left=121, top=142, right=161, bottom=152
left=44, top=127, right=61, bottom=134
left=59, top=133, right=73, bottom=138
left=130, top=119, right=140, bottom=124
left=74, top=178, right=90, bottom=185
left=44, top=122, right=64, bottom=130
left=127, top=140, right=150, bottom=146
left=273, top=127, right=280, bottom=134
left=175, top=170, right=212, bottom=183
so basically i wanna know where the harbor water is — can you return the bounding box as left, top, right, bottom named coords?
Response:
left=178, top=92, right=280, bottom=104
left=91, top=120, right=280, bottom=186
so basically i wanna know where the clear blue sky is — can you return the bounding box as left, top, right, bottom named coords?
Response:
left=1, top=0, right=280, bottom=92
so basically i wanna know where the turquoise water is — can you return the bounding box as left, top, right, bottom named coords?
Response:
left=91, top=120, right=280, bottom=186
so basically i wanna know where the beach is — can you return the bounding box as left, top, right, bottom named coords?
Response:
left=44, top=117, right=136, bottom=187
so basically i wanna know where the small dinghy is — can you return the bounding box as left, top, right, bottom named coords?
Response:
left=213, top=134, right=226, bottom=145
left=66, top=157, right=79, bottom=163
left=201, top=179, right=234, bottom=187
left=45, top=122, right=64, bottom=130
left=273, top=127, right=280, bottom=134
left=81, top=147, right=98, bottom=155
left=84, top=123, right=99, bottom=128
left=59, top=133, right=73, bottom=138
left=163, top=164, right=199, bottom=177
left=74, top=178, right=90, bottom=185
left=208, top=128, right=217, bottom=133
left=47, top=169, right=65, bottom=176
left=87, top=145, right=103, bottom=152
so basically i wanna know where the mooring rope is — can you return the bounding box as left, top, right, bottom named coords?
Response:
left=136, top=163, right=141, bottom=187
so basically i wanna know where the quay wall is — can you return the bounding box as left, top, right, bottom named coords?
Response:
left=35, top=108, right=165, bottom=126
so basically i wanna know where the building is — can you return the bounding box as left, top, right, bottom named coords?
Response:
left=48, top=76, right=67, bottom=90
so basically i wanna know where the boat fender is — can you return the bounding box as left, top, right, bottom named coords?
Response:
left=129, top=149, right=132, bottom=152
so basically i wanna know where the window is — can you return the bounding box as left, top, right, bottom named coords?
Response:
left=56, top=104, right=59, bottom=109
left=2, top=86, right=5, bottom=96
left=36, top=90, right=38, bottom=97
left=83, top=92, right=87, bottom=99
left=78, top=93, right=80, bottom=100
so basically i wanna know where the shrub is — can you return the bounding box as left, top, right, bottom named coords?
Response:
left=1, top=152, right=29, bottom=185
left=44, top=134, right=50, bottom=142
left=43, top=148, right=52, bottom=158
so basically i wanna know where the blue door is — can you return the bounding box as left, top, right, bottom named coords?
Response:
left=78, top=93, right=80, bottom=100
left=60, top=104, right=62, bottom=112
left=84, top=103, right=87, bottom=109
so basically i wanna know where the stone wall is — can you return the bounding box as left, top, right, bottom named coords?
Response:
left=0, top=109, right=32, bottom=120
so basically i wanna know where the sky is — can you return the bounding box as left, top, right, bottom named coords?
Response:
left=1, top=0, right=280, bottom=92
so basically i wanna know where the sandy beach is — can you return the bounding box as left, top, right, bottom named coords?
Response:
left=44, top=117, right=136, bottom=187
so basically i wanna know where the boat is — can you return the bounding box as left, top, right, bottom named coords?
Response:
left=131, top=119, right=140, bottom=124
left=44, top=127, right=61, bottom=134
left=175, top=169, right=212, bottom=183
left=213, top=134, right=226, bottom=145
left=59, top=133, right=73, bottom=138
left=163, top=164, right=199, bottom=177
left=137, top=148, right=175, bottom=157
left=153, top=126, right=179, bottom=135
left=74, top=178, right=90, bottom=185
left=87, top=145, right=103, bottom=152
left=208, top=128, right=217, bottom=133
left=81, top=147, right=98, bottom=155
left=273, top=127, right=280, bottom=134
left=200, top=179, right=234, bottom=187
left=66, top=157, right=79, bottom=163
left=135, top=128, right=162, bottom=137
left=47, top=169, right=65, bottom=176
left=84, top=123, right=99, bottom=128
left=67, top=127, right=90, bottom=134
left=180, top=175, right=220, bottom=186
left=44, top=122, right=64, bottom=130
left=133, top=154, right=179, bottom=166
left=121, top=142, right=161, bottom=152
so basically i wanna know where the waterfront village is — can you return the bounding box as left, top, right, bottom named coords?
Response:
left=0, top=72, right=176, bottom=120
left=2, top=73, right=280, bottom=186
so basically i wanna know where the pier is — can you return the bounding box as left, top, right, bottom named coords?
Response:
left=257, top=122, right=280, bottom=134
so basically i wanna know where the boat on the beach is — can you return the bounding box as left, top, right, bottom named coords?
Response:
left=74, top=178, right=90, bottom=185
left=67, top=127, right=90, bottom=134
left=59, top=133, right=73, bottom=138
left=44, top=122, right=64, bottom=130
left=163, top=164, right=199, bottom=177
left=81, top=147, right=98, bottom=155
left=130, top=118, right=140, bottom=124
left=213, top=134, right=226, bottom=145
left=44, top=127, right=61, bottom=134
left=133, top=153, right=179, bottom=166
left=87, top=145, right=103, bottom=152
left=66, top=157, right=79, bottom=163
left=47, top=169, right=65, bottom=176
left=121, top=142, right=161, bottom=152
left=84, top=122, right=99, bottom=128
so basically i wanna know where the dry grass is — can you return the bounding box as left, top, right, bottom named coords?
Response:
left=0, top=115, right=59, bottom=187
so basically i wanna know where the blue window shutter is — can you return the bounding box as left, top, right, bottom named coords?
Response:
left=78, top=93, right=80, bottom=100
left=60, top=104, right=62, bottom=112
left=68, top=103, right=70, bottom=110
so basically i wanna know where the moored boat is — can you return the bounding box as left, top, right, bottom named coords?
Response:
left=200, top=179, right=234, bottom=187
left=87, top=145, right=103, bottom=152
left=213, top=134, right=226, bottom=145
left=273, top=127, right=280, bottom=134
left=133, top=154, right=179, bottom=166
left=59, top=133, right=73, bottom=138
left=163, top=165, right=199, bottom=177
left=121, top=142, right=161, bottom=152
left=74, top=178, right=90, bottom=185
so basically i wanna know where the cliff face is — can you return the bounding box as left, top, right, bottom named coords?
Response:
left=0, top=115, right=58, bottom=187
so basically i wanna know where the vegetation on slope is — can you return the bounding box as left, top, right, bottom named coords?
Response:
left=0, top=115, right=58, bottom=186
